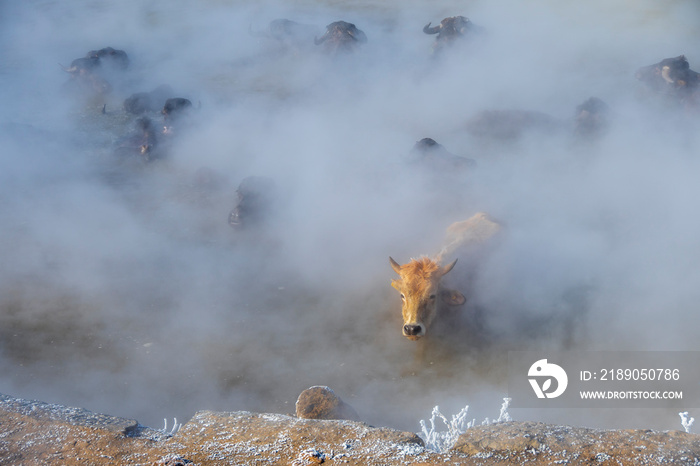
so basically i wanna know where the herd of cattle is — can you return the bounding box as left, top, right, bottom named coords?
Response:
left=59, top=15, right=700, bottom=343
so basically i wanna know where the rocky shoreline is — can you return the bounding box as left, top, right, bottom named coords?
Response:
left=2, top=392, right=700, bottom=465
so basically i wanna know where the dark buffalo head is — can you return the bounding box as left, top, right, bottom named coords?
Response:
left=635, top=55, right=700, bottom=97
left=161, top=97, right=194, bottom=134
left=61, top=57, right=112, bottom=95
left=423, top=16, right=474, bottom=51
left=228, top=176, right=278, bottom=230
left=123, top=92, right=153, bottom=115
left=61, top=47, right=129, bottom=96
left=114, top=117, right=160, bottom=161
left=266, top=19, right=300, bottom=39
left=267, top=19, right=318, bottom=43
left=63, top=56, right=101, bottom=76
left=314, top=21, right=367, bottom=54
left=63, top=47, right=129, bottom=75
left=250, top=19, right=320, bottom=55
left=410, top=138, right=476, bottom=171
left=412, top=137, right=450, bottom=154
left=123, top=85, right=174, bottom=115
left=86, top=47, right=130, bottom=70
left=135, top=117, right=159, bottom=159
left=162, top=98, right=193, bottom=119
left=574, top=97, right=609, bottom=139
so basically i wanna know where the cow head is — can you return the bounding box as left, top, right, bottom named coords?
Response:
left=389, top=256, right=465, bottom=340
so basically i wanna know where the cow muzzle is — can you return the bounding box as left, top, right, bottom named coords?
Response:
left=403, top=323, right=425, bottom=340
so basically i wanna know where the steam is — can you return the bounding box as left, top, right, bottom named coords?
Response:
left=1, top=0, right=699, bottom=433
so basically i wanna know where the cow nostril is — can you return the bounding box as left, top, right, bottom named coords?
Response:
left=403, top=324, right=422, bottom=336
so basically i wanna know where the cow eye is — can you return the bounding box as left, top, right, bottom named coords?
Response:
left=429, top=294, right=436, bottom=300
left=400, top=293, right=406, bottom=300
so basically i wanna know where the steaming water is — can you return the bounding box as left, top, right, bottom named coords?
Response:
left=1, top=0, right=700, bottom=433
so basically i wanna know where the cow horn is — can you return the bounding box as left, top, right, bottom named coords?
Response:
left=440, top=259, right=458, bottom=276
left=389, top=257, right=402, bottom=274
left=423, top=22, right=441, bottom=34
left=661, top=66, right=674, bottom=84
left=314, top=34, right=328, bottom=45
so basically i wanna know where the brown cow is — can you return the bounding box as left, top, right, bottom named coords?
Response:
left=389, top=256, right=461, bottom=340
left=389, top=212, right=500, bottom=340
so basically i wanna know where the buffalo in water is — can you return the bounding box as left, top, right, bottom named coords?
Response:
left=465, top=97, right=609, bottom=144
left=228, top=176, right=278, bottom=230
left=250, top=19, right=319, bottom=53
left=635, top=55, right=700, bottom=108
left=85, top=46, right=129, bottom=70
left=162, top=97, right=194, bottom=135
left=573, top=97, right=609, bottom=140
left=123, top=85, right=175, bottom=115
left=315, top=21, right=367, bottom=55
left=114, top=97, right=193, bottom=161
left=423, top=16, right=480, bottom=54
left=115, top=117, right=161, bottom=161
left=409, top=138, right=475, bottom=172
left=61, top=47, right=129, bottom=96
left=265, top=19, right=312, bottom=41
left=62, top=47, right=129, bottom=75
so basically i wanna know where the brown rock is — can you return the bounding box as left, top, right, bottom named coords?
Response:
left=0, top=392, right=430, bottom=465
left=2, top=392, right=700, bottom=465
left=165, top=410, right=427, bottom=465
left=452, top=421, right=700, bottom=464
left=295, top=385, right=361, bottom=421
left=0, top=393, right=168, bottom=464
left=156, top=454, right=193, bottom=465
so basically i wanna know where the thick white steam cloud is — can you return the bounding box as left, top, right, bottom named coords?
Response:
left=1, top=0, right=699, bottom=432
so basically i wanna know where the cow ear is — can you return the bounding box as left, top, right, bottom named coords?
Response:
left=440, top=288, right=466, bottom=306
